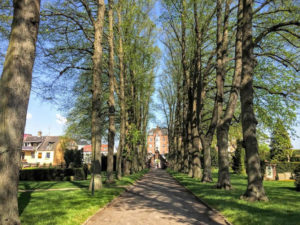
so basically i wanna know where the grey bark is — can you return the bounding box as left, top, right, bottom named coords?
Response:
left=240, top=0, right=268, bottom=201
left=0, top=0, right=40, bottom=224
left=116, top=3, right=125, bottom=180
left=216, top=0, right=232, bottom=190
left=107, top=0, right=115, bottom=183
left=89, top=0, right=105, bottom=191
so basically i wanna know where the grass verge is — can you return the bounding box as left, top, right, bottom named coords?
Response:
left=168, top=169, right=300, bottom=225
left=18, top=170, right=148, bottom=225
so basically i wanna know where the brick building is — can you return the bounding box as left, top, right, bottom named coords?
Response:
left=147, top=126, right=168, bottom=155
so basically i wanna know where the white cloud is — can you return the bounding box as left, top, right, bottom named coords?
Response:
left=56, top=114, right=67, bottom=125
left=26, top=113, right=32, bottom=120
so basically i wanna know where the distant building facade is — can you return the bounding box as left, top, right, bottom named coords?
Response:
left=83, top=144, right=117, bottom=164
left=147, top=126, right=168, bottom=155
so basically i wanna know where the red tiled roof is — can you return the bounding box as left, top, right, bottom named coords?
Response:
left=83, top=144, right=108, bottom=152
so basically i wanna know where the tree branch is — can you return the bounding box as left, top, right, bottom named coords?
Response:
left=254, top=21, right=300, bottom=45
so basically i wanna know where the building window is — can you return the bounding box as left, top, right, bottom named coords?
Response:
left=149, top=138, right=152, bottom=141
left=38, top=152, right=42, bottom=159
left=31, top=152, right=35, bottom=159
left=46, top=152, right=51, bottom=159
left=47, top=142, right=54, bottom=150
left=149, top=144, right=152, bottom=148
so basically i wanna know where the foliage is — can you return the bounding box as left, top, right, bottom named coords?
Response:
left=258, top=143, right=270, bottom=161
left=169, top=170, right=300, bottom=225
left=270, top=119, right=293, bottom=162
left=64, top=149, right=83, bottom=168
left=0, top=0, right=12, bottom=65
left=19, top=168, right=87, bottom=181
left=276, top=162, right=300, bottom=174
left=294, top=164, right=300, bottom=191
left=210, top=147, right=218, bottom=168
left=232, top=140, right=245, bottom=174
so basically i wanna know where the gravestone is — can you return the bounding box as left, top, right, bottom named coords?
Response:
left=264, top=163, right=276, bottom=180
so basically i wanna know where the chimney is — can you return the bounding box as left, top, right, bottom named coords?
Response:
left=37, top=131, right=42, bottom=137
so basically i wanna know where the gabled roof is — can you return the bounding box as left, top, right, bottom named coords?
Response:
left=24, top=136, right=44, bottom=143
left=38, top=136, right=60, bottom=151
left=22, top=136, right=60, bottom=151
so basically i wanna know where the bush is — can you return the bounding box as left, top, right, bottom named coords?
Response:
left=276, top=162, right=300, bottom=173
left=73, top=168, right=87, bottom=180
left=211, top=147, right=218, bottom=168
left=19, top=168, right=87, bottom=181
left=232, top=140, right=245, bottom=174
left=64, top=149, right=83, bottom=168
left=294, top=165, right=300, bottom=191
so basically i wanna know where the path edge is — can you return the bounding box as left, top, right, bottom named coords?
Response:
left=82, top=170, right=149, bottom=225
left=167, top=170, right=233, bottom=225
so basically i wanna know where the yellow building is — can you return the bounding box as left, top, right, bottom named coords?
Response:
left=21, top=132, right=67, bottom=166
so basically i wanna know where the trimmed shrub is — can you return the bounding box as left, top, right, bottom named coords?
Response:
left=19, top=168, right=87, bottom=181
left=232, top=140, right=246, bottom=174
left=294, top=165, right=300, bottom=191
left=73, top=168, right=87, bottom=180
left=276, top=162, right=300, bottom=173
left=64, top=149, right=83, bottom=168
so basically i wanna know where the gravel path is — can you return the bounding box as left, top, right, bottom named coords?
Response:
left=84, top=169, right=229, bottom=225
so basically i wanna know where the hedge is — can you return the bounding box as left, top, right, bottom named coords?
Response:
left=19, top=168, right=87, bottom=181
left=294, top=165, right=300, bottom=191
left=276, top=162, right=300, bottom=173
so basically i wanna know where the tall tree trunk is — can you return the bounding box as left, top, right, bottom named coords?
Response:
left=174, top=78, right=182, bottom=172
left=89, top=0, right=105, bottom=192
left=201, top=99, right=218, bottom=183
left=123, top=110, right=131, bottom=175
left=181, top=0, right=190, bottom=174
left=216, top=0, right=232, bottom=190
left=240, top=0, right=268, bottom=201
left=217, top=0, right=242, bottom=189
left=201, top=135, right=212, bottom=182
left=191, top=0, right=202, bottom=179
left=116, top=3, right=125, bottom=180
left=107, top=0, right=115, bottom=183
left=0, top=1, right=40, bottom=224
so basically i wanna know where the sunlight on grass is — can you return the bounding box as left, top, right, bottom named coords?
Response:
left=18, top=170, right=148, bottom=225
left=168, top=170, right=300, bottom=225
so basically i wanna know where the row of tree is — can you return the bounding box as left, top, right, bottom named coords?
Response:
left=0, top=0, right=158, bottom=224
left=158, top=0, right=299, bottom=202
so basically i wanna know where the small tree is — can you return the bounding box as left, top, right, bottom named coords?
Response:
left=64, top=149, right=83, bottom=168
left=232, top=140, right=245, bottom=174
left=270, top=119, right=293, bottom=162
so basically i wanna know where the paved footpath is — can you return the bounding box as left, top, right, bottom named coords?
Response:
left=84, top=169, right=229, bottom=225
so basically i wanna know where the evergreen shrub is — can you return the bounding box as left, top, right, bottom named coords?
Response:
left=19, top=168, right=87, bottom=181
left=294, top=165, right=300, bottom=191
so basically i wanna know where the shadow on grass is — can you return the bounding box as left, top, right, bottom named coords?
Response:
left=169, top=170, right=300, bottom=225
left=69, top=180, right=90, bottom=189
left=19, top=181, right=60, bottom=215
left=19, top=183, right=32, bottom=216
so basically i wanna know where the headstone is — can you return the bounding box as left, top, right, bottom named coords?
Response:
left=264, top=162, right=276, bottom=180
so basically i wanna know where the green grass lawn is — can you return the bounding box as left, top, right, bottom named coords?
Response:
left=168, top=170, right=300, bottom=225
left=18, top=170, right=148, bottom=225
